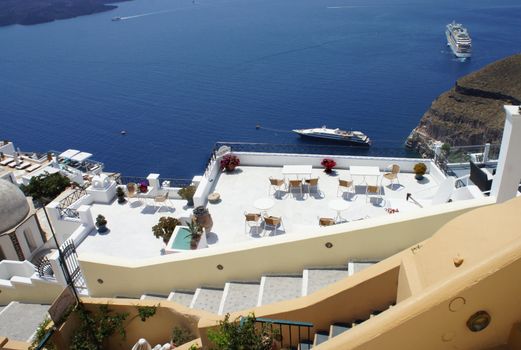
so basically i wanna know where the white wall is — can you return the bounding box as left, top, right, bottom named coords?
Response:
left=0, top=141, right=15, bottom=156
left=14, top=216, right=45, bottom=261
left=0, top=235, right=18, bottom=260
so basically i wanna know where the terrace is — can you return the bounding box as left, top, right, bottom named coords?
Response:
left=71, top=148, right=465, bottom=260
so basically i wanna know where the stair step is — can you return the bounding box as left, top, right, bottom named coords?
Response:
left=167, top=291, right=195, bottom=307
left=329, top=323, right=351, bottom=338
left=140, top=294, right=168, bottom=301
left=219, top=282, right=260, bottom=315
left=259, top=275, right=303, bottom=306
left=298, top=340, right=313, bottom=350
left=348, top=261, right=377, bottom=276
left=304, top=268, right=350, bottom=296
left=191, top=287, right=224, bottom=314
left=313, top=331, right=329, bottom=346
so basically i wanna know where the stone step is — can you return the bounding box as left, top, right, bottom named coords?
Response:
left=329, top=323, right=351, bottom=338
left=347, top=261, right=377, bottom=276
left=258, top=275, right=303, bottom=306
left=140, top=294, right=168, bottom=301
left=313, top=331, right=329, bottom=346
left=191, top=287, right=224, bottom=314
left=303, top=268, right=350, bottom=296
left=219, top=282, right=260, bottom=315
left=167, top=291, right=195, bottom=307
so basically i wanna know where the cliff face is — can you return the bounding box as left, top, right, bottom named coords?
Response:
left=409, top=54, right=521, bottom=156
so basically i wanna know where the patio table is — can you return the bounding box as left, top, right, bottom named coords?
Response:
left=328, top=199, right=351, bottom=222
left=349, top=165, right=380, bottom=185
left=282, top=165, right=312, bottom=179
left=254, top=197, right=275, bottom=216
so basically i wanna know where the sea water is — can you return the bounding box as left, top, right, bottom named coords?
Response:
left=1, top=0, right=520, bottom=177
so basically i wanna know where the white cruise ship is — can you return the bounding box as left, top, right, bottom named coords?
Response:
left=293, top=126, right=371, bottom=146
left=446, top=21, right=472, bottom=58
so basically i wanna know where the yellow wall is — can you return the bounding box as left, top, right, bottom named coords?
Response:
left=79, top=200, right=488, bottom=298
left=0, top=337, right=30, bottom=350
left=51, top=298, right=213, bottom=350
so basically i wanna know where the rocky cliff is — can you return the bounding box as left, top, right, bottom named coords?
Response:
left=408, top=54, right=521, bottom=156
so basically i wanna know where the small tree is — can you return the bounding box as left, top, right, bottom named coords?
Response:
left=152, top=217, right=181, bottom=243
left=20, top=172, right=71, bottom=204
left=178, top=186, right=196, bottom=206
left=116, top=187, right=126, bottom=204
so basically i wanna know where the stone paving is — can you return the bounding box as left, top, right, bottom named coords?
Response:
left=0, top=302, right=50, bottom=342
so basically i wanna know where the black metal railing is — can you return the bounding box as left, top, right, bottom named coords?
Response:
left=58, top=188, right=87, bottom=209
left=251, top=317, right=313, bottom=349
left=214, top=141, right=419, bottom=158
left=36, top=256, right=54, bottom=278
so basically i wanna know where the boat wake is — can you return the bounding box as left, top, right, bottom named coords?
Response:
left=118, top=9, right=176, bottom=20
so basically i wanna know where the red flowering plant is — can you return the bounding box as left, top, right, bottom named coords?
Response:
left=139, top=180, right=149, bottom=193
left=321, top=158, right=336, bottom=174
left=220, top=154, right=240, bottom=172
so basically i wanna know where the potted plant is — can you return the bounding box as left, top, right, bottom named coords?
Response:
left=413, top=162, right=427, bottom=180
left=116, top=186, right=126, bottom=204
left=193, top=206, right=213, bottom=234
left=139, top=180, right=149, bottom=193
left=152, top=217, right=181, bottom=244
left=220, top=154, right=240, bottom=172
left=178, top=185, right=196, bottom=207
left=186, top=221, right=202, bottom=249
left=321, top=158, right=337, bottom=174
left=96, top=214, right=108, bottom=233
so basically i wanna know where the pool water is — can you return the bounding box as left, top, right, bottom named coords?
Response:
left=171, top=227, right=191, bottom=250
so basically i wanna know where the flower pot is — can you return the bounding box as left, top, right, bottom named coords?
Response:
left=117, top=196, right=126, bottom=204
left=139, top=185, right=148, bottom=193
left=415, top=174, right=424, bottom=181
left=195, top=212, right=213, bottom=234
left=225, top=164, right=236, bottom=172
left=324, top=168, right=334, bottom=174
left=97, top=225, right=107, bottom=233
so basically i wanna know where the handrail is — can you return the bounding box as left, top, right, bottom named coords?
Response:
left=247, top=316, right=314, bottom=348
left=58, top=188, right=87, bottom=209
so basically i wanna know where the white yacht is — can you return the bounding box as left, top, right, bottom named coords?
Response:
left=293, top=126, right=371, bottom=146
left=446, top=21, right=472, bottom=58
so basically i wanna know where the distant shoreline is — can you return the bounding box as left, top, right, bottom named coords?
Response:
left=0, top=0, right=130, bottom=27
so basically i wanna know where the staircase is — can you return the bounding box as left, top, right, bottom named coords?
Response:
left=136, top=261, right=394, bottom=349
left=138, top=264, right=378, bottom=315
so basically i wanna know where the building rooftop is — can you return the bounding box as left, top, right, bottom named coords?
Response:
left=76, top=164, right=447, bottom=260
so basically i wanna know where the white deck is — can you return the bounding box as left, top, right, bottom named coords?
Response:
left=76, top=165, right=443, bottom=260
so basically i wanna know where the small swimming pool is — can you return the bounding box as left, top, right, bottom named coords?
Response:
left=170, top=227, right=191, bottom=250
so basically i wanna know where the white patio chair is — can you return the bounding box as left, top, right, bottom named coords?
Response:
left=268, top=177, right=286, bottom=198
left=244, top=212, right=262, bottom=235
left=337, top=179, right=354, bottom=197
left=263, top=215, right=285, bottom=235
left=382, top=164, right=400, bottom=189
left=288, top=179, right=304, bottom=198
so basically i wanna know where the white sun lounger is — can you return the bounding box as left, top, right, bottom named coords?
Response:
left=25, top=163, right=41, bottom=172
left=0, top=158, right=14, bottom=166
left=16, top=162, right=31, bottom=170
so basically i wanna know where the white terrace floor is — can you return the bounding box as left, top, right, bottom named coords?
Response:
left=76, top=166, right=444, bottom=260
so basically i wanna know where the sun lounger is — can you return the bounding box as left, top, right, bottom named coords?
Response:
left=8, top=160, right=19, bottom=168
left=16, top=162, right=31, bottom=170
left=25, top=163, right=41, bottom=172
left=0, top=158, right=14, bottom=166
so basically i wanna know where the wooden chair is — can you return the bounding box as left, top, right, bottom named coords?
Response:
left=268, top=177, right=286, bottom=198
left=263, top=215, right=284, bottom=235
left=318, top=217, right=336, bottom=227
left=337, top=179, right=354, bottom=197
left=288, top=179, right=303, bottom=198
left=244, top=212, right=262, bottom=235
left=304, top=177, right=320, bottom=194
left=383, top=164, right=400, bottom=189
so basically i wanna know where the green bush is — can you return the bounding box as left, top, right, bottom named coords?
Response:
left=171, top=326, right=196, bottom=347
left=208, top=313, right=276, bottom=350
left=20, top=172, right=71, bottom=204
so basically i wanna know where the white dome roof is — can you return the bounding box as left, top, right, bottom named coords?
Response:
left=0, top=179, right=30, bottom=233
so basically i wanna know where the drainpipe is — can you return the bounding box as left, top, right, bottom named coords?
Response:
left=490, top=106, right=521, bottom=203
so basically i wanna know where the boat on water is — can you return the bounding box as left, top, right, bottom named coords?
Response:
left=112, top=17, right=122, bottom=21
left=293, top=126, right=371, bottom=146
left=446, top=21, right=472, bottom=58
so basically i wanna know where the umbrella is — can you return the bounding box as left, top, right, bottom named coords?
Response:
left=131, top=338, right=152, bottom=350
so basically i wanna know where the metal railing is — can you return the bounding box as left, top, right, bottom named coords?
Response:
left=214, top=141, right=418, bottom=158
left=435, top=143, right=500, bottom=176
left=115, top=175, right=192, bottom=188
left=252, top=317, right=313, bottom=349
left=55, top=188, right=86, bottom=219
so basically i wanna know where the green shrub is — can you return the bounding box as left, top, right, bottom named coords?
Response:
left=20, top=172, right=70, bottom=204
left=152, top=217, right=181, bottom=243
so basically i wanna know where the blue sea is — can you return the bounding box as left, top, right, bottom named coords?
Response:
left=1, top=0, right=520, bottom=178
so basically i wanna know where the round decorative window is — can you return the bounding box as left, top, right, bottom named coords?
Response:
left=466, top=311, right=491, bottom=332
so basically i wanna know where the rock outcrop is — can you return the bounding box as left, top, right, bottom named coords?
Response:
left=408, top=54, right=521, bottom=157
left=0, top=0, right=129, bottom=27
